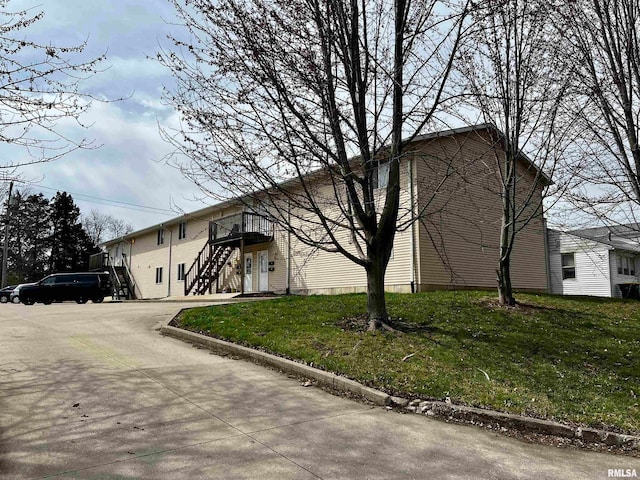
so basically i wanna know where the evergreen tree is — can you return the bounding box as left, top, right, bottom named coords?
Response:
left=1, top=191, right=52, bottom=283
left=48, top=192, right=99, bottom=272
left=22, top=193, right=52, bottom=280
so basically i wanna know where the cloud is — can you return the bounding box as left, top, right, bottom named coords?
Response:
left=2, top=0, right=214, bottom=230
left=19, top=99, right=209, bottom=230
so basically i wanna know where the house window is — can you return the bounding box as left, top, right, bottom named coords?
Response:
left=561, top=253, right=576, bottom=280
left=155, top=267, right=163, bottom=284
left=157, top=229, right=164, bottom=245
left=617, top=256, right=636, bottom=276
left=177, top=263, right=185, bottom=281
left=373, top=162, right=389, bottom=190
left=178, top=222, right=186, bottom=240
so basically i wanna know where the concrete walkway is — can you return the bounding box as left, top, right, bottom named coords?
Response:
left=0, top=302, right=637, bottom=479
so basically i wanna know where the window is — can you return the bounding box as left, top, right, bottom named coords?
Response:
left=155, top=267, right=163, bottom=284
left=177, top=263, right=185, bottom=282
left=617, top=256, right=636, bottom=276
left=561, top=253, right=576, bottom=280
left=178, top=222, right=187, bottom=240
left=373, top=162, right=389, bottom=190
left=157, top=229, right=164, bottom=245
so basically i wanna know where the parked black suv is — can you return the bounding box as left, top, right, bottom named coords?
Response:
left=19, top=273, right=112, bottom=305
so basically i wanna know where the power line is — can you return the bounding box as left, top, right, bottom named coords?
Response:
left=10, top=181, right=177, bottom=215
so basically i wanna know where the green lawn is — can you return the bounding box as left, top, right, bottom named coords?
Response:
left=173, top=291, right=640, bottom=434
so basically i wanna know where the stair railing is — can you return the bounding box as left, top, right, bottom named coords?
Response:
left=121, top=253, right=137, bottom=299
left=184, top=241, right=211, bottom=296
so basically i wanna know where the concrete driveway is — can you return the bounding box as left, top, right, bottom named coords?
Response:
left=0, top=302, right=637, bottom=479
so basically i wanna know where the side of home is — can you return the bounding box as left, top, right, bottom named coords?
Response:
left=100, top=125, right=550, bottom=299
left=547, top=228, right=640, bottom=298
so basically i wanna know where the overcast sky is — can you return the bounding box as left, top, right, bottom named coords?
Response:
left=9, top=0, right=208, bottom=231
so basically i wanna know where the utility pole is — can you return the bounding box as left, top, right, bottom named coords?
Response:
left=1, top=181, right=13, bottom=288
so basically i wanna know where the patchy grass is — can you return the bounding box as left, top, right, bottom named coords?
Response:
left=174, top=291, right=640, bottom=434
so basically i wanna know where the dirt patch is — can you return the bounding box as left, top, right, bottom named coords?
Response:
left=336, top=315, right=435, bottom=334
left=336, top=314, right=369, bottom=332
left=476, top=298, right=558, bottom=315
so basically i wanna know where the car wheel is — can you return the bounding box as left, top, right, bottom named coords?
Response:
left=76, top=297, right=88, bottom=304
left=12, top=297, right=20, bottom=304
left=22, top=297, right=35, bottom=305
left=0, top=296, right=7, bottom=303
left=92, top=297, right=104, bottom=304
left=43, top=299, right=52, bottom=305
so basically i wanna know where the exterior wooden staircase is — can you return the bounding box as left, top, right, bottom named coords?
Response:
left=184, top=211, right=274, bottom=296
left=184, top=244, right=235, bottom=296
left=110, top=263, right=136, bottom=300
left=89, top=252, right=137, bottom=300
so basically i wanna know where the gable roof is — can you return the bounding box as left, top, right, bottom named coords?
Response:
left=413, top=123, right=553, bottom=186
left=568, top=224, right=640, bottom=253
left=102, top=124, right=552, bottom=246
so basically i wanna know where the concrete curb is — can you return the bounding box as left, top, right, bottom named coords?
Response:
left=161, top=324, right=639, bottom=452
left=111, top=297, right=271, bottom=304
left=405, top=400, right=639, bottom=450
left=161, top=325, right=398, bottom=406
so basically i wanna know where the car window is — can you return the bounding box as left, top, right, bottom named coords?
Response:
left=76, top=275, right=96, bottom=284
left=54, top=275, right=75, bottom=284
left=41, top=277, right=56, bottom=286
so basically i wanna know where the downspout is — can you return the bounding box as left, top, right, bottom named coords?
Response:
left=128, top=237, right=136, bottom=298
left=408, top=156, right=417, bottom=293
left=166, top=226, right=173, bottom=298
left=543, top=217, right=550, bottom=293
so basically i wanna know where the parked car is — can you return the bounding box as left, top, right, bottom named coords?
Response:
left=10, top=283, right=35, bottom=304
left=19, top=273, right=112, bottom=305
left=0, top=285, right=16, bottom=303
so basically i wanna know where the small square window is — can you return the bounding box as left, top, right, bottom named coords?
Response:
left=178, top=222, right=187, bottom=240
left=561, top=253, right=575, bottom=280
left=177, top=263, right=185, bottom=281
left=155, top=267, right=163, bottom=284
left=373, top=162, right=389, bottom=190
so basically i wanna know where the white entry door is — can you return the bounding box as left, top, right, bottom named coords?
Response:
left=258, top=250, right=269, bottom=292
left=244, top=253, right=253, bottom=293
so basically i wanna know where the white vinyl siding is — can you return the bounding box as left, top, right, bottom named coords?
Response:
left=547, top=230, right=612, bottom=297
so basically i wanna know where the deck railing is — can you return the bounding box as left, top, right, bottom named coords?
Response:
left=89, top=252, right=108, bottom=271
left=209, top=212, right=273, bottom=242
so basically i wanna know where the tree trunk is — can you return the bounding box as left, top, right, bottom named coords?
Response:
left=497, top=256, right=515, bottom=306
left=366, top=256, right=388, bottom=331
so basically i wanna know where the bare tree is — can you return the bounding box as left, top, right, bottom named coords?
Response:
left=82, top=209, right=133, bottom=245
left=0, top=1, right=104, bottom=177
left=159, top=0, right=469, bottom=329
left=456, top=0, right=573, bottom=305
left=557, top=0, right=640, bottom=227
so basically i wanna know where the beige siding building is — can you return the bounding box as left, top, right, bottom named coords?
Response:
left=102, top=125, right=549, bottom=299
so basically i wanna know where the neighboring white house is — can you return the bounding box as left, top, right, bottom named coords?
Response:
left=548, top=225, right=640, bottom=298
